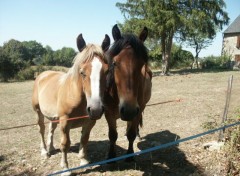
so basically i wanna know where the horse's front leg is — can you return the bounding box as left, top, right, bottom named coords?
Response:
left=59, top=116, right=71, bottom=176
left=105, top=110, right=118, bottom=160
left=79, top=120, right=96, bottom=166
left=126, top=117, right=140, bottom=162
left=47, top=121, right=57, bottom=155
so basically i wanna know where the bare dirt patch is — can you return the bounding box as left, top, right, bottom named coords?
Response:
left=0, top=70, right=240, bottom=176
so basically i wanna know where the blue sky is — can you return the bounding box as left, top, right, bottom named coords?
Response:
left=0, top=0, right=239, bottom=57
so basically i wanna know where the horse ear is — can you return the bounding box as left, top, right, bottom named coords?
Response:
left=76, top=34, right=86, bottom=52
left=112, top=24, right=122, bottom=41
left=101, top=34, right=111, bottom=52
left=139, top=27, right=148, bottom=42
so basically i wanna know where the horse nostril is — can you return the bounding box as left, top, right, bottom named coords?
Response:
left=136, top=107, right=140, bottom=116
left=87, top=107, right=91, bottom=114
left=120, top=107, right=125, bottom=116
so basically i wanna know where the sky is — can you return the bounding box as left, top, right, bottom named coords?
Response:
left=0, top=0, right=239, bottom=58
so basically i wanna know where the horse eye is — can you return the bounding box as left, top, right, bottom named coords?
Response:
left=80, top=71, right=86, bottom=78
left=113, top=61, right=117, bottom=67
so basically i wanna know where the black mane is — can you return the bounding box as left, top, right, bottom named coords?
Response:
left=106, top=33, right=149, bottom=64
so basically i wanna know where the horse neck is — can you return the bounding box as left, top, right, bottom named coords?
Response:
left=61, top=70, right=84, bottom=99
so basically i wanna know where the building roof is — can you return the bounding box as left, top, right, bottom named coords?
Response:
left=224, top=15, right=240, bottom=34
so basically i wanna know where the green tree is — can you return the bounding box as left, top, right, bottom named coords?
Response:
left=116, top=0, right=229, bottom=74
left=22, top=40, right=45, bottom=64
left=179, top=0, right=229, bottom=69
left=42, top=45, right=54, bottom=65
left=53, top=47, right=76, bottom=67
left=0, top=39, right=28, bottom=81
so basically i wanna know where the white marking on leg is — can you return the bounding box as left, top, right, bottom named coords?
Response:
left=90, top=57, right=102, bottom=100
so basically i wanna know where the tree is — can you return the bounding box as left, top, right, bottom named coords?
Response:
left=53, top=47, right=76, bottom=67
left=42, top=45, right=54, bottom=66
left=179, top=0, right=229, bottom=69
left=0, top=48, right=15, bottom=81
left=0, top=40, right=28, bottom=81
left=116, top=0, right=229, bottom=74
left=185, top=35, right=212, bottom=69
left=116, top=0, right=185, bottom=74
left=22, top=40, right=45, bottom=64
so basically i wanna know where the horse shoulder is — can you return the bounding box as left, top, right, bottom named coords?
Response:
left=57, top=77, right=86, bottom=117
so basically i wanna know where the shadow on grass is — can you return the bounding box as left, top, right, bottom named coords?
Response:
left=65, top=130, right=205, bottom=176
left=0, top=155, right=37, bottom=176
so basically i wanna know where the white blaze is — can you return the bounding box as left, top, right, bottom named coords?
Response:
left=90, top=57, right=102, bottom=100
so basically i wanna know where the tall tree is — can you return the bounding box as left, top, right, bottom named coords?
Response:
left=185, top=35, right=212, bottom=69
left=179, top=0, right=229, bottom=69
left=116, top=0, right=229, bottom=74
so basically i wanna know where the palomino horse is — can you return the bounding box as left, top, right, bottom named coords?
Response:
left=32, top=34, right=110, bottom=173
left=105, top=24, right=152, bottom=161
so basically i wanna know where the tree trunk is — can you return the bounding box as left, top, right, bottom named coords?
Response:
left=161, top=31, right=173, bottom=75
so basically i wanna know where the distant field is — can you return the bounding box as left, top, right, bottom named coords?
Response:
left=0, top=70, right=239, bottom=175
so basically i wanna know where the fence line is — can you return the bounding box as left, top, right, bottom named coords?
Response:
left=48, top=120, right=240, bottom=176
left=0, top=99, right=181, bottom=131
left=0, top=115, right=89, bottom=131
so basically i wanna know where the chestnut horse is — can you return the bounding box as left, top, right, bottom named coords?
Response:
left=105, top=24, right=152, bottom=161
left=32, top=34, right=110, bottom=173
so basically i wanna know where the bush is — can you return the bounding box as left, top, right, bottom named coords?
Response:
left=16, top=67, right=35, bottom=81
left=223, top=110, right=240, bottom=175
left=148, top=44, right=194, bottom=70
left=14, top=65, right=68, bottom=81
left=201, top=55, right=231, bottom=69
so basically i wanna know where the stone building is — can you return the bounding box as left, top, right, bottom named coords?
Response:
left=222, top=15, right=240, bottom=69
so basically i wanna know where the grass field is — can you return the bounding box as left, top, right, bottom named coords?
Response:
left=0, top=70, right=240, bottom=175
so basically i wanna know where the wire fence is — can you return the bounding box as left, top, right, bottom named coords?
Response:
left=48, top=120, right=240, bottom=176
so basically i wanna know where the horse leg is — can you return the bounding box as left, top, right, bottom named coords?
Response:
left=47, top=122, right=57, bottom=155
left=59, top=116, right=71, bottom=175
left=79, top=120, right=96, bottom=165
left=125, top=118, right=139, bottom=162
left=105, top=114, right=118, bottom=160
left=37, top=110, right=48, bottom=159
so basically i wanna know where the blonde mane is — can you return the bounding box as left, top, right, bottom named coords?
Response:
left=60, top=44, right=106, bottom=83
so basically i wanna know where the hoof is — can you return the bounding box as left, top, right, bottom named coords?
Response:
left=48, top=145, right=56, bottom=153
left=41, top=151, right=49, bottom=160
left=80, top=158, right=89, bottom=166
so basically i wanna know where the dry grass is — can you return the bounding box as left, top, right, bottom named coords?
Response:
left=0, top=70, right=240, bottom=175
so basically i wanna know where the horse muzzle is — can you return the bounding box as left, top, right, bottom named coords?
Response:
left=119, top=102, right=140, bottom=121
left=87, top=105, right=104, bottom=120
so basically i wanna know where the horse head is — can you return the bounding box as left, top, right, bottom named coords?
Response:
left=107, top=24, right=148, bottom=121
left=76, top=34, right=110, bottom=120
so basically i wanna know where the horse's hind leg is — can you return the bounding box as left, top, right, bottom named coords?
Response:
left=79, top=120, right=96, bottom=166
left=47, top=122, right=57, bottom=155
left=36, top=110, right=48, bottom=159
